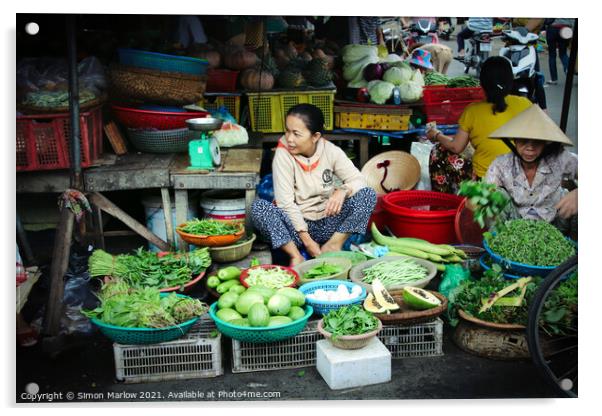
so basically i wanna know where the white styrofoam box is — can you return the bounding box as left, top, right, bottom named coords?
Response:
left=316, top=338, right=391, bottom=390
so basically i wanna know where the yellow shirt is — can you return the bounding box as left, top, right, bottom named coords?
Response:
left=459, top=95, right=533, bottom=177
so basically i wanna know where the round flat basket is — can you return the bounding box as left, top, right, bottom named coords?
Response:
left=18, top=94, right=107, bottom=115
left=240, top=265, right=299, bottom=289
left=298, top=280, right=366, bottom=316
left=373, top=290, right=447, bottom=325
left=317, top=318, right=382, bottom=350
left=349, top=256, right=437, bottom=293
left=360, top=151, right=421, bottom=195
left=209, top=233, right=256, bottom=263
left=294, top=257, right=353, bottom=285
left=208, top=302, right=313, bottom=343
left=317, top=251, right=367, bottom=266
left=126, top=127, right=195, bottom=153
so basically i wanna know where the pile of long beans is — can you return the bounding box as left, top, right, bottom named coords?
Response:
left=362, top=258, right=429, bottom=286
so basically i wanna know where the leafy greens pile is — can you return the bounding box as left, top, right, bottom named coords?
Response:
left=486, top=219, right=576, bottom=267
left=82, top=278, right=208, bottom=328
left=88, top=247, right=211, bottom=290
left=447, top=264, right=577, bottom=335
left=322, top=305, right=380, bottom=340
left=179, top=219, right=241, bottom=236
left=303, top=262, right=342, bottom=280
left=459, top=180, right=510, bottom=228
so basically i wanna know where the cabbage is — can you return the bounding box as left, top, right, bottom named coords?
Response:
left=383, top=67, right=408, bottom=86
left=347, top=78, right=368, bottom=88
left=411, top=69, right=425, bottom=87
left=398, top=81, right=423, bottom=103
left=367, top=80, right=395, bottom=105
left=342, top=44, right=378, bottom=64
left=343, top=54, right=379, bottom=81
left=382, top=54, right=403, bottom=64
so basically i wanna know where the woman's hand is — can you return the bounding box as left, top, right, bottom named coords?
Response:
left=299, top=231, right=322, bottom=258
left=555, top=189, right=578, bottom=219
left=425, top=127, right=441, bottom=142
left=324, top=189, right=347, bottom=217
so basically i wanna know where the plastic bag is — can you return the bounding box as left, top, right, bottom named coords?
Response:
left=212, top=121, right=249, bottom=148
left=438, top=264, right=471, bottom=299
left=257, top=174, right=274, bottom=202
left=411, top=140, right=434, bottom=191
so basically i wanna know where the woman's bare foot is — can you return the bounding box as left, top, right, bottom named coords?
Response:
left=320, top=243, right=342, bottom=253
left=289, top=256, right=305, bottom=267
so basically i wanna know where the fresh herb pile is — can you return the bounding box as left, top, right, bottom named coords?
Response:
left=486, top=219, right=576, bottom=266
left=243, top=266, right=296, bottom=289
left=322, top=305, right=380, bottom=340
left=362, top=258, right=429, bottom=286
left=424, top=72, right=450, bottom=86
left=448, top=264, right=577, bottom=335
left=303, top=262, right=342, bottom=280
left=446, top=75, right=480, bottom=88
left=88, top=247, right=211, bottom=290
left=179, top=219, right=241, bottom=236
left=459, top=180, right=510, bottom=228
left=82, top=278, right=208, bottom=328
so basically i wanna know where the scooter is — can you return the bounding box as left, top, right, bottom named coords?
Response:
left=406, top=18, right=439, bottom=48
left=456, top=30, right=499, bottom=76
left=498, top=26, right=541, bottom=102
left=437, top=18, right=454, bottom=41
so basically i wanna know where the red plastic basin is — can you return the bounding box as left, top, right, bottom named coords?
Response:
left=381, top=190, right=464, bottom=244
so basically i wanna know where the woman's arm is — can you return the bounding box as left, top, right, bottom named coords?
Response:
left=331, top=145, right=367, bottom=196
left=272, top=150, right=308, bottom=232
left=426, top=127, right=471, bottom=154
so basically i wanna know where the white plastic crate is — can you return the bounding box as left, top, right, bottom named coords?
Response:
left=113, top=316, right=223, bottom=383
left=231, top=318, right=443, bottom=373
left=231, top=320, right=320, bottom=373
left=378, top=318, right=444, bottom=359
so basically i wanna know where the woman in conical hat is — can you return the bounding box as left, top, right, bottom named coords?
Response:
left=485, top=105, right=577, bottom=230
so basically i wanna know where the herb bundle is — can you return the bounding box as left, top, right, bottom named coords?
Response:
left=322, top=305, right=380, bottom=340
left=179, top=219, right=241, bottom=236
left=459, top=180, right=510, bottom=228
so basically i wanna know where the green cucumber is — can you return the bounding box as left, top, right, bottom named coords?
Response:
left=217, top=266, right=241, bottom=281
left=207, top=275, right=221, bottom=288
left=216, top=280, right=241, bottom=294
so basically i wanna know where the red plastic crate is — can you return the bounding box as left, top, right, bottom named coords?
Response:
left=206, top=69, right=239, bottom=92
left=422, top=86, right=485, bottom=104
left=423, top=100, right=476, bottom=125
left=16, top=106, right=103, bottom=172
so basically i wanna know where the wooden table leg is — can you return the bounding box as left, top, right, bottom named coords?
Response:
left=359, top=135, right=370, bottom=167
left=245, top=188, right=256, bottom=235
left=175, top=189, right=189, bottom=252
left=94, top=205, right=105, bottom=250
left=161, top=188, right=174, bottom=250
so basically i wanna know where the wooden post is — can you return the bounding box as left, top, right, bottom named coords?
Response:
left=42, top=209, right=74, bottom=336
left=94, top=205, right=105, bottom=250
left=245, top=188, right=256, bottom=235
left=359, top=135, right=370, bottom=167
left=160, top=188, right=174, bottom=249
left=88, top=192, right=170, bottom=252
left=175, top=189, right=189, bottom=252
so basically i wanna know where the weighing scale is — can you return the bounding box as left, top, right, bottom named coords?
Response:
left=185, top=117, right=223, bottom=171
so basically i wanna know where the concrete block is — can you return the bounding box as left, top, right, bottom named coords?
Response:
left=316, top=338, right=391, bottom=390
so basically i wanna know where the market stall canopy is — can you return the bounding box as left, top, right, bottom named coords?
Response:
left=489, top=105, right=574, bottom=146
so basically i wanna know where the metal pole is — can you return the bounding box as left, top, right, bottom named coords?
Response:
left=67, top=15, right=82, bottom=188
left=560, top=20, right=577, bottom=133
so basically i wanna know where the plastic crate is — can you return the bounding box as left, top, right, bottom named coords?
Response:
left=206, top=69, right=239, bottom=92
left=231, top=318, right=443, bottom=373
left=423, top=100, right=476, bottom=125
left=231, top=320, right=320, bottom=373
left=378, top=318, right=444, bottom=359
left=16, top=106, right=103, bottom=172
left=202, top=93, right=242, bottom=122
left=247, top=89, right=336, bottom=133
left=113, top=316, right=223, bottom=383
left=422, top=86, right=485, bottom=104
left=117, top=48, right=209, bottom=76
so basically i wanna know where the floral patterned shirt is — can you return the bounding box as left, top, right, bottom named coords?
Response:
left=484, top=149, right=578, bottom=222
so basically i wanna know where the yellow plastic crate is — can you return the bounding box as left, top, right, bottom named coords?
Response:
left=334, top=105, right=412, bottom=131
left=202, top=94, right=241, bottom=123
left=247, top=89, right=335, bottom=133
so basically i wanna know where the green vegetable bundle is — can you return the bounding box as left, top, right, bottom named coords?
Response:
left=448, top=263, right=577, bottom=335
left=371, top=223, right=466, bottom=272
left=424, top=72, right=450, bottom=86
left=88, top=247, right=211, bottom=290
left=243, top=266, right=296, bottom=289
left=180, top=219, right=242, bottom=236
left=82, top=278, right=208, bottom=328
left=459, top=180, right=510, bottom=228
left=486, top=219, right=576, bottom=267
left=446, top=75, right=480, bottom=88
left=362, top=258, right=429, bottom=286
left=322, top=305, right=380, bottom=340
left=303, top=262, right=342, bottom=280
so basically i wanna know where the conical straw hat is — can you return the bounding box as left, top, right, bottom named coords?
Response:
left=489, top=104, right=574, bottom=146
left=361, top=151, right=421, bottom=195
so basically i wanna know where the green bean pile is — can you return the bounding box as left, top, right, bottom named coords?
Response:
left=180, top=219, right=241, bottom=236
left=362, top=258, right=429, bottom=286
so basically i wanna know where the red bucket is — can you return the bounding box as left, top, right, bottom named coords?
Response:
left=381, top=190, right=464, bottom=244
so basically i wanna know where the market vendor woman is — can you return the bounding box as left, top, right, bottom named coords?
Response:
left=251, top=104, right=377, bottom=266
left=485, top=105, right=577, bottom=231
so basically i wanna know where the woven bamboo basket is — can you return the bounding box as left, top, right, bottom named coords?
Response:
left=17, top=93, right=107, bottom=115
left=109, top=64, right=207, bottom=105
